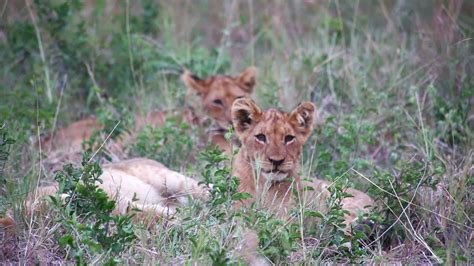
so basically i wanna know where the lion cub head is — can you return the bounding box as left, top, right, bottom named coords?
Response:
left=231, top=98, right=315, bottom=181
left=181, top=67, right=257, bottom=129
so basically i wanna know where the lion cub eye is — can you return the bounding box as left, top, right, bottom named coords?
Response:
left=213, top=99, right=223, bottom=106
left=284, top=135, right=295, bottom=144
left=255, top=134, right=267, bottom=143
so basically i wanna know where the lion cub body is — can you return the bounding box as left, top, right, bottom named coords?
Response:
left=29, top=158, right=207, bottom=217
left=41, top=110, right=197, bottom=169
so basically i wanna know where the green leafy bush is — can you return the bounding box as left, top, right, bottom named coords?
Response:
left=131, top=118, right=197, bottom=170
left=51, top=155, right=136, bottom=265
left=0, top=123, right=16, bottom=214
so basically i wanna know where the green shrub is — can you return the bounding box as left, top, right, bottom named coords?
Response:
left=131, top=117, right=198, bottom=170
left=0, top=123, right=15, bottom=214
left=51, top=155, right=136, bottom=265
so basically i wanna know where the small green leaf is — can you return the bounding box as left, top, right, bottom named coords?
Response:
left=305, top=210, right=324, bottom=219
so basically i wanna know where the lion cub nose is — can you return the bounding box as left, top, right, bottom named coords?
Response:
left=269, top=157, right=285, bottom=167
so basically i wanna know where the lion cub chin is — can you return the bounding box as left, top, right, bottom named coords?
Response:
left=261, top=171, right=288, bottom=182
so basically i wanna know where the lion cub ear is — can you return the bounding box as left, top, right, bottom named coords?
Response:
left=181, top=70, right=208, bottom=94
left=231, top=97, right=262, bottom=136
left=235, top=66, right=258, bottom=93
left=289, top=101, right=315, bottom=142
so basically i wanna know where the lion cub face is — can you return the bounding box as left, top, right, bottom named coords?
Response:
left=181, top=67, right=257, bottom=129
left=231, top=98, right=315, bottom=181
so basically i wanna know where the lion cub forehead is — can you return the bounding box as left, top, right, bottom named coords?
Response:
left=257, top=109, right=294, bottom=135
left=263, top=108, right=289, bottom=122
left=210, top=76, right=246, bottom=93
left=211, top=76, right=237, bottom=87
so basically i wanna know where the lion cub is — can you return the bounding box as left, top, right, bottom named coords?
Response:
left=0, top=158, right=208, bottom=234
left=181, top=66, right=257, bottom=153
left=41, top=67, right=257, bottom=167
left=231, top=98, right=374, bottom=226
left=2, top=158, right=208, bottom=227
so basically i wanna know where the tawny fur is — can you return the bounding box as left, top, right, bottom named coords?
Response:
left=231, top=98, right=374, bottom=265
left=41, top=67, right=258, bottom=168
left=40, top=109, right=199, bottom=169
left=6, top=158, right=208, bottom=224
left=41, top=117, right=99, bottom=155
left=181, top=66, right=257, bottom=154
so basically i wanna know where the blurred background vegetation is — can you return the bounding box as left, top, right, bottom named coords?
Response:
left=0, top=0, right=472, bottom=264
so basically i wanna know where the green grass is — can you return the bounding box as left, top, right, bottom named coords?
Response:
left=1, top=0, right=472, bottom=264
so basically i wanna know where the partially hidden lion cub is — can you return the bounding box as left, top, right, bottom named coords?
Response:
left=181, top=66, right=257, bottom=154
left=99, top=158, right=208, bottom=215
left=230, top=98, right=374, bottom=264
left=42, top=67, right=257, bottom=167
left=0, top=158, right=208, bottom=230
